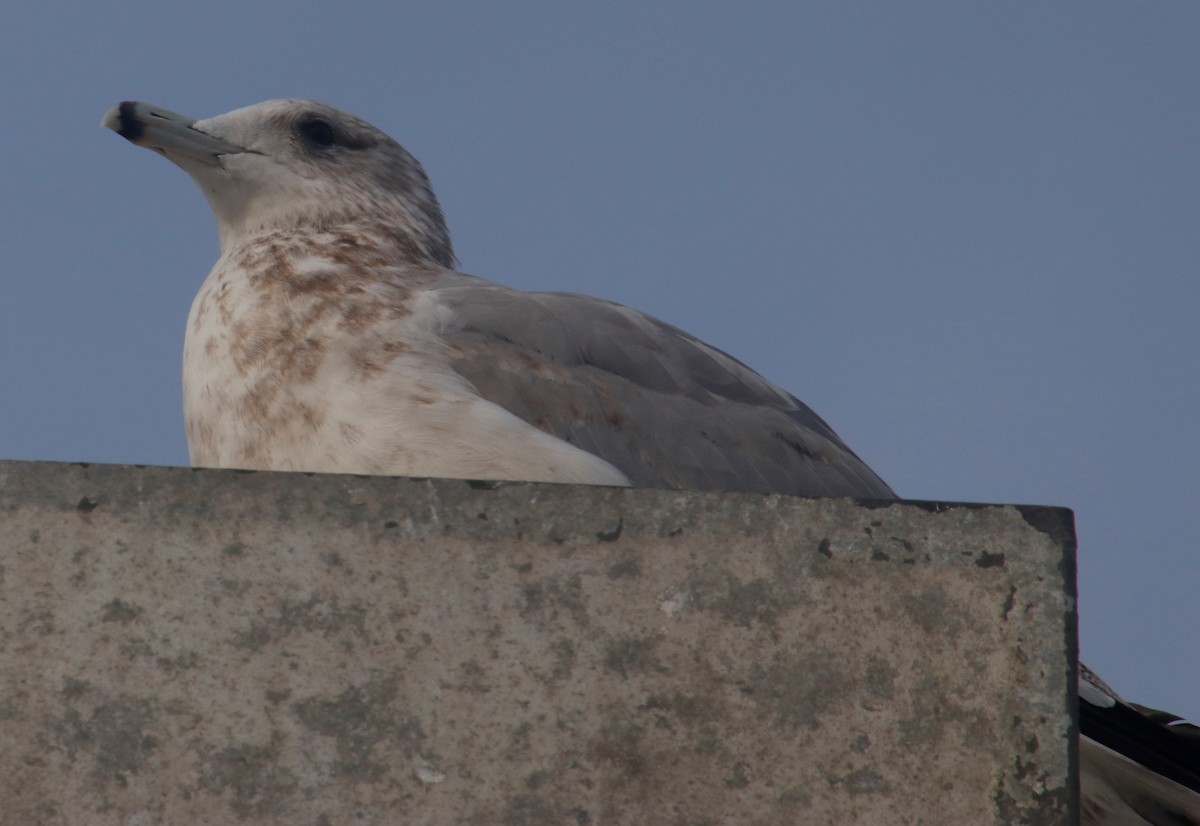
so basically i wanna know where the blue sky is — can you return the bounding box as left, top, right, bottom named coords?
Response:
left=1, top=3, right=1197, bottom=721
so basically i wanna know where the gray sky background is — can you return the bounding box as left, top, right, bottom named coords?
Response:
left=1, top=3, right=1197, bottom=721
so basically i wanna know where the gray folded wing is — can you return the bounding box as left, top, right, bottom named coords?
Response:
left=431, top=274, right=896, bottom=499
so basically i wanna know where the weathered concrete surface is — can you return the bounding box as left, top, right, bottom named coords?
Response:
left=0, top=460, right=1076, bottom=824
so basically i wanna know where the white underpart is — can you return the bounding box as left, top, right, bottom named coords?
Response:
left=183, top=257, right=631, bottom=486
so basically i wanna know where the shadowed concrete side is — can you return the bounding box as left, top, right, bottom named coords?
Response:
left=0, top=460, right=1076, bottom=824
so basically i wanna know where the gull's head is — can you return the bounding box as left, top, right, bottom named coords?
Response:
left=102, top=99, right=454, bottom=265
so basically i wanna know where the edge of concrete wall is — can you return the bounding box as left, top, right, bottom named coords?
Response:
left=0, top=460, right=1078, bottom=824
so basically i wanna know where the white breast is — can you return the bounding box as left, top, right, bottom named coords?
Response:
left=181, top=233, right=630, bottom=486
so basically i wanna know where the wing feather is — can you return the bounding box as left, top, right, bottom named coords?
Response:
left=430, top=275, right=895, bottom=499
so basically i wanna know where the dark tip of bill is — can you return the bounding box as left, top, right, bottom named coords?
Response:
left=115, top=101, right=145, bottom=142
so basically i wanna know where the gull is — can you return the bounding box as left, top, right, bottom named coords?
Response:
left=100, top=99, right=894, bottom=499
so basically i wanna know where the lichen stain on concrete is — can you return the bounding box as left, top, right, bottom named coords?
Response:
left=548, top=637, right=575, bottom=681
left=697, top=572, right=802, bottom=629
left=291, top=675, right=426, bottom=781
left=154, top=650, right=201, bottom=674
left=100, top=598, right=143, bottom=624
left=900, top=583, right=963, bottom=635
left=603, top=636, right=661, bottom=679
left=895, top=678, right=988, bottom=751
left=232, top=595, right=367, bottom=651
left=48, top=688, right=160, bottom=787
left=994, top=775, right=1072, bottom=826
left=453, top=658, right=493, bottom=694
left=745, top=650, right=850, bottom=731
left=498, top=792, right=560, bottom=826
left=864, top=656, right=898, bottom=701
left=518, top=573, right=590, bottom=630
left=505, top=721, right=534, bottom=758
left=639, top=690, right=726, bottom=728
left=605, top=555, right=640, bottom=579
left=778, top=785, right=813, bottom=809
left=196, top=739, right=300, bottom=819
left=587, top=717, right=645, bottom=779
left=19, top=607, right=56, bottom=636
left=830, top=766, right=892, bottom=795
left=724, top=760, right=752, bottom=789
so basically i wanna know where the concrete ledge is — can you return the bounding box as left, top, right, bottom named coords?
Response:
left=0, top=460, right=1076, bottom=824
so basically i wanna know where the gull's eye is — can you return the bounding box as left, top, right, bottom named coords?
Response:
left=298, top=118, right=336, bottom=147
